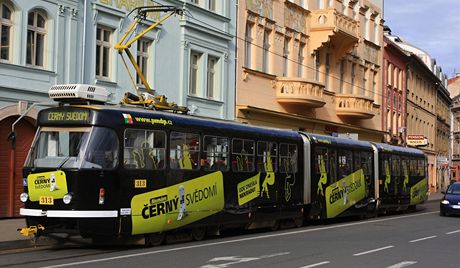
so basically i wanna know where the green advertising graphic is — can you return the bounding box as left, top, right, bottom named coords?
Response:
left=131, top=172, right=225, bottom=235
left=325, top=169, right=366, bottom=218
left=27, top=171, right=68, bottom=201
left=410, top=178, right=428, bottom=205
left=237, top=173, right=260, bottom=206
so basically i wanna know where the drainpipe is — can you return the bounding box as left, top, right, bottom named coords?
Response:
left=81, top=0, right=87, bottom=82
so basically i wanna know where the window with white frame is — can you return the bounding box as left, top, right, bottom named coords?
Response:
left=96, top=26, right=112, bottom=79
left=0, top=2, right=12, bottom=62
left=262, top=28, right=270, bottom=73
left=136, top=39, right=150, bottom=86
left=189, top=51, right=202, bottom=96
left=245, top=22, right=253, bottom=68
left=207, top=56, right=218, bottom=99
left=208, top=0, right=216, bottom=11
left=26, top=10, right=47, bottom=67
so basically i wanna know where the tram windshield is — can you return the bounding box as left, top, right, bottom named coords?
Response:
left=25, top=126, right=118, bottom=169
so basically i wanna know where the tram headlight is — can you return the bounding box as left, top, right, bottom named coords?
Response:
left=441, top=199, right=450, bottom=205
left=63, top=193, right=73, bottom=204
left=20, top=192, right=29, bottom=203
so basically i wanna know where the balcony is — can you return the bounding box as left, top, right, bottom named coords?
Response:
left=309, top=9, right=359, bottom=58
left=336, top=95, right=375, bottom=119
left=275, top=77, right=326, bottom=108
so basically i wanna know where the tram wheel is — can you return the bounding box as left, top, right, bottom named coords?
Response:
left=191, top=227, right=207, bottom=241
left=145, top=232, right=165, bottom=247
left=294, top=217, right=304, bottom=228
left=270, top=220, right=280, bottom=231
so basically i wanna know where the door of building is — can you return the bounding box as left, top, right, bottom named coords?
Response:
left=0, top=117, right=36, bottom=218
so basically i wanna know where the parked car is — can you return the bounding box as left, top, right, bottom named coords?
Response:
left=440, top=182, right=460, bottom=216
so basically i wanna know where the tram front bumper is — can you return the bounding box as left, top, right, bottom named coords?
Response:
left=20, top=208, right=118, bottom=218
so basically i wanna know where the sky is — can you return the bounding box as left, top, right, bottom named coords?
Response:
left=384, top=0, right=460, bottom=78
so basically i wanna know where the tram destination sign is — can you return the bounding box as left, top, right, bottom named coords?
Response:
left=39, top=108, right=92, bottom=125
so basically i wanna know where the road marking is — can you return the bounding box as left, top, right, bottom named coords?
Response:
left=299, top=261, right=331, bottom=268
left=40, top=211, right=437, bottom=268
left=386, top=261, right=417, bottom=268
left=200, top=252, right=290, bottom=268
left=353, top=245, right=394, bottom=256
left=409, top=236, right=436, bottom=243
left=446, top=229, right=460, bottom=235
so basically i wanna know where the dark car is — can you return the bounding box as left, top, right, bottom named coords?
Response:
left=440, top=182, right=460, bottom=216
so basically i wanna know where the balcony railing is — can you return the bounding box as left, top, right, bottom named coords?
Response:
left=275, top=77, right=326, bottom=108
left=336, top=94, right=375, bottom=119
left=309, top=8, right=359, bottom=57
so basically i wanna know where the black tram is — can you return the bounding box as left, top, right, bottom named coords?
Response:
left=19, top=88, right=428, bottom=245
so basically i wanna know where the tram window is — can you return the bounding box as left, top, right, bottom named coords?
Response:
left=418, top=159, right=425, bottom=176
left=170, top=132, right=200, bottom=170
left=83, top=127, right=119, bottom=169
left=410, top=159, right=418, bottom=176
left=338, top=149, right=352, bottom=179
left=382, top=155, right=391, bottom=177
left=354, top=151, right=372, bottom=176
left=314, top=147, right=328, bottom=179
left=231, top=138, right=255, bottom=172
left=279, top=143, right=297, bottom=173
left=391, top=156, right=400, bottom=176
left=203, top=135, right=229, bottom=171
left=124, top=129, right=166, bottom=170
left=257, top=141, right=277, bottom=172
left=26, top=126, right=92, bottom=168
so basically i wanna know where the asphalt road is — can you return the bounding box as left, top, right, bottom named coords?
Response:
left=1, top=202, right=458, bottom=268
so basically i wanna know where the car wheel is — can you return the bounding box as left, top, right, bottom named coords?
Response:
left=440, top=210, right=446, bottom=216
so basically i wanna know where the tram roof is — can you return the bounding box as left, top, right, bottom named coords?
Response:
left=303, top=132, right=373, bottom=150
left=38, top=104, right=302, bottom=140
left=372, top=142, right=425, bottom=156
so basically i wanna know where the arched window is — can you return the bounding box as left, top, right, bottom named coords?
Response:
left=26, top=9, right=47, bottom=67
left=0, top=1, right=13, bottom=61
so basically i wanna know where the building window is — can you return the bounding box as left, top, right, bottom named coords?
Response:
left=262, top=29, right=270, bottom=73
left=96, top=26, right=112, bottom=78
left=208, top=0, right=215, bottom=11
left=0, top=2, right=12, bottom=61
left=283, top=36, right=290, bottom=76
left=315, top=50, right=320, bottom=81
left=189, top=51, right=202, bottom=95
left=136, top=39, right=150, bottom=86
left=339, top=60, right=345, bottom=94
left=364, top=16, right=369, bottom=40
left=245, top=22, right=253, bottom=69
left=325, top=53, right=330, bottom=89
left=351, top=63, right=356, bottom=94
left=207, top=56, right=218, bottom=99
left=363, top=67, right=368, bottom=96
left=298, top=42, right=305, bottom=77
left=26, top=10, right=46, bottom=67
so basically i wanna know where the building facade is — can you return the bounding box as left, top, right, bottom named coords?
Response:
left=385, top=29, right=452, bottom=192
left=448, top=74, right=460, bottom=181
left=0, top=0, right=236, bottom=218
left=235, top=0, right=385, bottom=141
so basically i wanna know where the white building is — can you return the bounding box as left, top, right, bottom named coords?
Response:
left=0, top=0, right=236, bottom=217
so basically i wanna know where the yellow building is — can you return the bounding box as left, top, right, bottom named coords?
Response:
left=236, top=0, right=384, bottom=141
